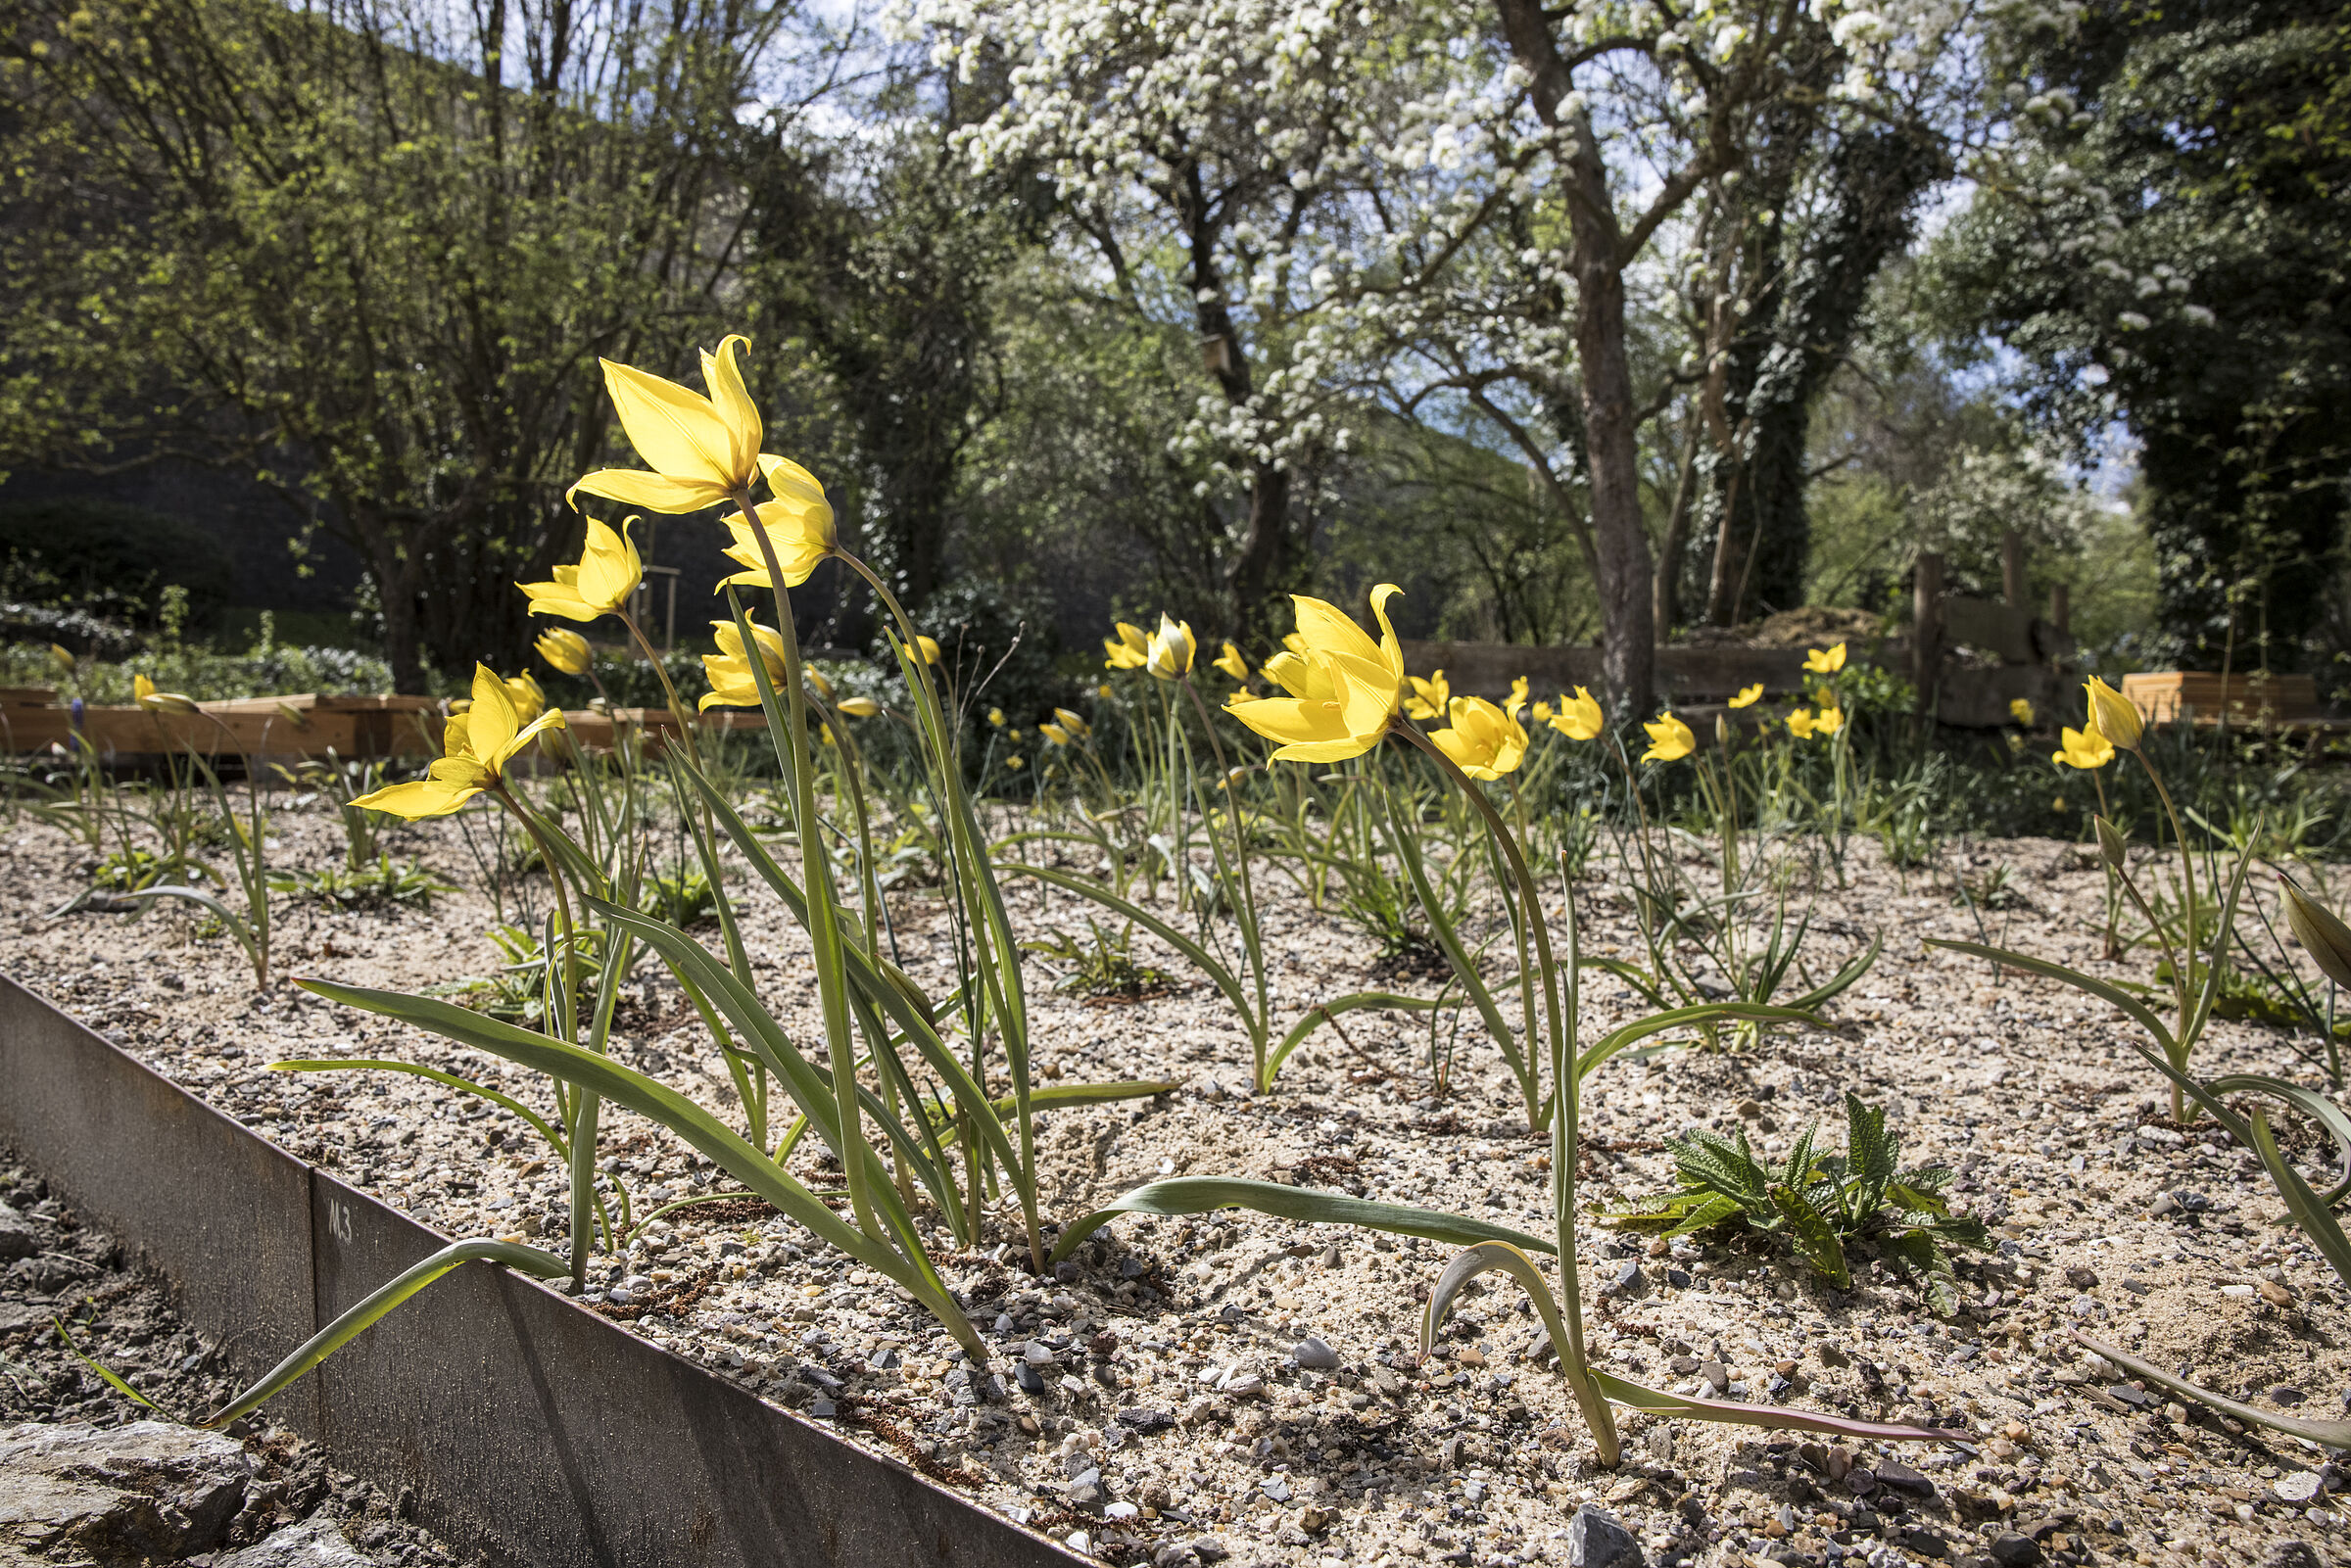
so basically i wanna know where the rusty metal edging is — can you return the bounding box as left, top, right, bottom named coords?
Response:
left=0, top=976, right=1079, bottom=1568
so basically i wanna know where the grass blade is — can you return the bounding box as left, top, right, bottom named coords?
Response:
left=2075, top=1330, right=2351, bottom=1449
left=202, top=1238, right=568, bottom=1429
left=1047, top=1176, right=1554, bottom=1265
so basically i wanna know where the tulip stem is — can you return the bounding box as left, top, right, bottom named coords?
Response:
left=1180, top=675, right=1270, bottom=1069
left=618, top=609, right=698, bottom=761
left=494, top=784, right=593, bottom=1287
left=1390, top=720, right=1614, bottom=1462
left=732, top=491, right=880, bottom=1249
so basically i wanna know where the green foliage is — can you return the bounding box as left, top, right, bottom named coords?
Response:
left=0, top=0, right=792, bottom=690
left=1931, top=0, right=2351, bottom=666
left=271, top=855, right=451, bottom=909
left=1022, top=920, right=1175, bottom=1000
left=0, top=500, right=235, bottom=632
left=637, top=865, right=718, bottom=928
left=1608, top=1091, right=1991, bottom=1313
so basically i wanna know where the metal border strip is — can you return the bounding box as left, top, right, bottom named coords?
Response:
left=0, top=976, right=1077, bottom=1568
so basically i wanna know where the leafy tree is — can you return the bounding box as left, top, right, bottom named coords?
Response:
left=0, top=0, right=800, bottom=689
left=1933, top=0, right=2351, bottom=669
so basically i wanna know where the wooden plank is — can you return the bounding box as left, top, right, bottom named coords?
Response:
left=0, top=686, right=57, bottom=708
left=2121, top=672, right=2320, bottom=723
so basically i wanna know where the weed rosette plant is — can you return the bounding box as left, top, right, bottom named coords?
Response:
left=1607, top=1092, right=1990, bottom=1314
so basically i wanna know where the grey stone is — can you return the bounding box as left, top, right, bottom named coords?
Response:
left=1260, top=1478, right=1290, bottom=1504
left=1023, top=1341, right=1058, bottom=1366
left=1015, top=1363, right=1046, bottom=1395
left=0, top=1205, right=39, bottom=1261
left=1291, top=1337, right=1339, bottom=1370
left=215, top=1515, right=373, bottom=1568
left=1223, top=1373, right=1266, bottom=1400
left=0, top=1419, right=252, bottom=1560
left=2273, top=1471, right=2323, bottom=1504
left=1876, top=1459, right=1935, bottom=1496
left=1988, top=1532, right=2043, bottom=1566
left=1566, top=1502, right=1642, bottom=1567
left=1190, top=1536, right=1229, bottom=1563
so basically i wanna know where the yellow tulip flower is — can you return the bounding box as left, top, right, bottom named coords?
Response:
left=1214, top=641, right=1249, bottom=682
left=717, top=455, right=838, bottom=591
left=916, top=635, right=941, bottom=666
left=1095, top=684, right=1115, bottom=699
left=351, top=665, right=566, bottom=820
left=1506, top=676, right=1530, bottom=721
left=837, top=696, right=882, bottom=718
left=1053, top=707, right=1091, bottom=738
left=534, top=628, right=592, bottom=676
left=1103, top=623, right=1150, bottom=671
left=1039, top=722, right=1072, bottom=746
left=805, top=667, right=836, bottom=701
left=1531, top=700, right=1554, bottom=722
left=570, top=335, right=764, bottom=514
left=1786, top=707, right=1817, bottom=739
left=1430, top=696, right=1528, bottom=780
left=504, top=671, right=547, bottom=725
left=1547, top=687, right=1605, bottom=741
left=2008, top=697, right=2036, bottom=727
left=1227, top=585, right=1406, bottom=762
left=519, top=517, right=643, bottom=623
left=1803, top=642, right=1847, bottom=675
left=2085, top=677, right=2143, bottom=750
left=987, top=706, right=1006, bottom=728
left=1403, top=669, right=1450, bottom=722
left=49, top=643, right=73, bottom=674
left=132, top=673, right=199, bottom=713
left=1729, top=683, right=1763, bottom=709
left=1145, top=614, right=1196, bottom=680
left=697, top=616, right=790, bottom=711
left=1813, top=705, right=1845, bottom=736
left=2050, top=723, right=2114, bottom=771
left=1641, top=711, right=1697, bottom=763
left=1005, top=754, right=1026, bottom=771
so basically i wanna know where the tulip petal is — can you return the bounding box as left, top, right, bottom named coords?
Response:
left=600, top=357, right=739, bottom=488
left=466, top=664, right=519, bottom=765
left=568, top=468, right=730, bottom=515
left=350, top=776, right=486, bottom=820
left=701, top=336, right=763, bottom=486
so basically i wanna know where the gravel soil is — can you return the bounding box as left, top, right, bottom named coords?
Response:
left=0, top=1155, right=480, bottom=1565
left=2, top=800, right=2348, bottom=1568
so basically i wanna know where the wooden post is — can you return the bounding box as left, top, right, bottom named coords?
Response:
left=2049, top=581, right=2071, bottom=639
left=2001, top=529, right=2028, bottom=608
left=1914, top=551, right=1944, bottom=714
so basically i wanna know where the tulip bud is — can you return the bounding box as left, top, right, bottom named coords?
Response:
left=48, top=643, right=74, bottom=674
left=2085, top=677, right=2142, bottom=751
left=2093, top=815, right=2128, bottom=870
left=804, top=666, right=836, bottom=701
left=2281, top=875, right=2351, bottom=991
left=1715, top=713, right=1732, bottom=748
left=837, top=695, right=881, bottom=717
left=534, top=628, right=592, bottom=677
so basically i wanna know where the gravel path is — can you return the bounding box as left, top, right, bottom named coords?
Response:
left=2, top=801, right=2347, bottom=1568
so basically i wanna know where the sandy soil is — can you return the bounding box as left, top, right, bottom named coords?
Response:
left=2, top=796, right=2346, bottom=1568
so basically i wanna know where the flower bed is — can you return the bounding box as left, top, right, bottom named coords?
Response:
left=5, top=809, right=2346, bottom=1567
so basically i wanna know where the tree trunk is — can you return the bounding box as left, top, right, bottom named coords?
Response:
left=1494, top=0, right=1655, bottom=715
left=1655, top=416, right=1702, bottom=634
left=1574, top=248, right=1657, bottom=716
left=375, top=547, right=428, bottom=695
left=1223, top=462, right=1293, bottom=643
